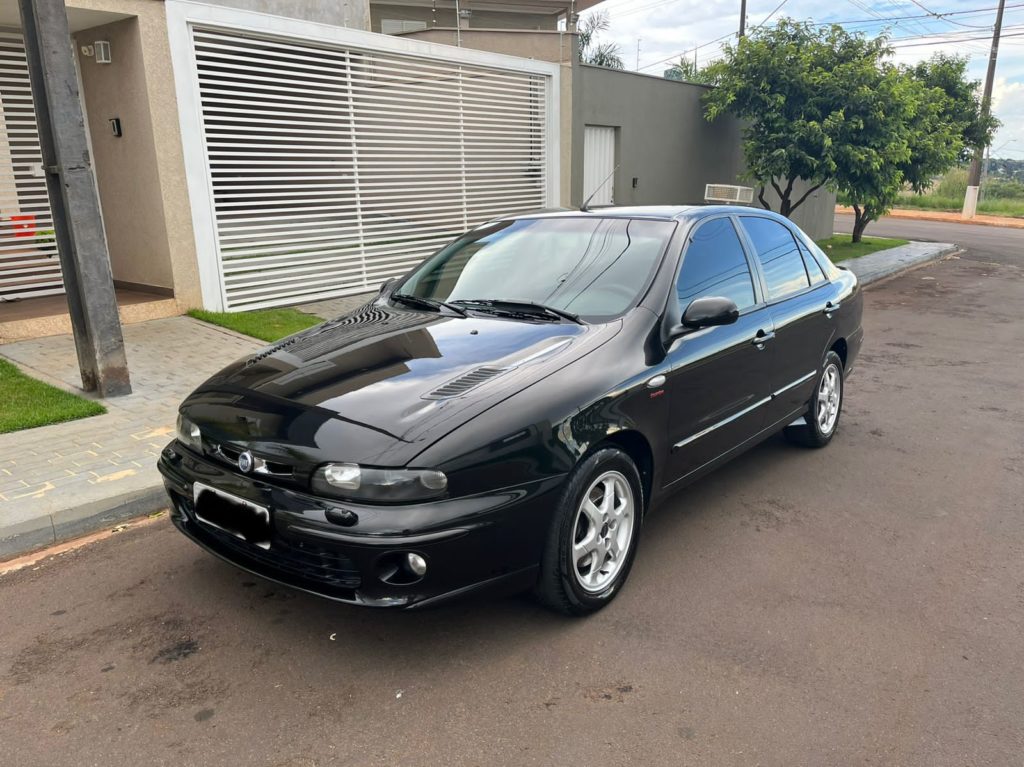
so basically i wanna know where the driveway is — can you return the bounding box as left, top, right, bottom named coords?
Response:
left=1, top=255, right=1023, bottom=766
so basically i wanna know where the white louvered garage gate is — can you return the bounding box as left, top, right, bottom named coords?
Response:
left=169, top=4, right=560, bottom=311
left=0, top=29, right=62, bottom=302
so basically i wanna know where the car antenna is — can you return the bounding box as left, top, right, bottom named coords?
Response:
left=580, top=165, right=619, bottom=212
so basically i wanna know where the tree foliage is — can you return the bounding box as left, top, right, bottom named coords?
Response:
left=578, top=11, right=624, bottom=69
left=663, top=58, right=715, bottom=85
left=702, top=20, right=992, bottom=241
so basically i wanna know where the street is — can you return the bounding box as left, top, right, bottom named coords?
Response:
left=2, top=239, right=1023, bottom=765
left=835, top=212, right=1024, bottom=265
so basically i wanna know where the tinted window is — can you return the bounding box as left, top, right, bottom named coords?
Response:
left=398, top=217, right=675, bottom=319
left=797, top=240, right=827, bottom=285
left=741, top=217, right=811, bottom=300
left=676, top=218, right=756, bottom=311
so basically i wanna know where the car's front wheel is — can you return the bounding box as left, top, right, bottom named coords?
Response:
left=785, top=350, right=844, bottom=448
left=535, top=448, right=643, bottom=616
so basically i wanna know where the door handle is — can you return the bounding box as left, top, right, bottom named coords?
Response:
left=751, top=329, right=775, bottom=347
left=823, top=301, right=841, bottom=316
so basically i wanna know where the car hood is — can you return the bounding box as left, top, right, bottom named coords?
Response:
left=182, top=303, right=620, bottom=466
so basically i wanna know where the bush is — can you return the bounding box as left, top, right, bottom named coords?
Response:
left=935, top=167, right=967, bottom=198
left=983, top=177, right=1024, bottom=200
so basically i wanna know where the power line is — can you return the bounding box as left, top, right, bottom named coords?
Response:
left=632, top=2, right=1024, bottom=74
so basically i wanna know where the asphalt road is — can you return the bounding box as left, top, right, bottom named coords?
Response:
left=2, top=255, right=1023, bottom=766
left=834, top=212, right=1024, bottom=265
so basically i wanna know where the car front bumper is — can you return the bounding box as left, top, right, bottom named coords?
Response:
left=157, top=443, right=564, bottom=608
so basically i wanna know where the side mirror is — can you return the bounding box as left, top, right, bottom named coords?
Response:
left=669, top=296, right=739, bottom=339
left=379, top=277, right=398, bottom=294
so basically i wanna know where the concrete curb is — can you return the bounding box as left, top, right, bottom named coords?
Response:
left=841, top=241, right=958, bottom=286
left=0, top=239, right=961, bottom=564
left=0, top=485, right=167, bottom=560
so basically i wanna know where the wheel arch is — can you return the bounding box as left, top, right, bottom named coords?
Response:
left=590, top=430, right=654, bottom=513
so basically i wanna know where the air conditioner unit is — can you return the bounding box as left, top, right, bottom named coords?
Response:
left=705, top=184, right=754, bottom=204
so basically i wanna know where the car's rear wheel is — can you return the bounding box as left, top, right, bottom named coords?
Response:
left=785, top=350, right=844, bottom=448
left=534, top=448, right=642, bottom=616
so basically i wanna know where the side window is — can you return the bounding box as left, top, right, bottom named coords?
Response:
left=797, top=240, right=827, bottom=286
left=740, top=217, right=811, bottom=300
left=676, top=218, right=756, bottom=311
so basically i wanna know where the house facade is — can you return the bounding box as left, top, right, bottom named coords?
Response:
left=0, top=0, right=833, bottom=336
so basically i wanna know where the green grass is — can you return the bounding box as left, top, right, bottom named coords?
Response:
left=894, top=194, right=1024, bottom=217
left=188, top=307, right=323, bottom=342
left=0, top=358, right=106, bottom=434
left=816, top=235, right=909, bottom=262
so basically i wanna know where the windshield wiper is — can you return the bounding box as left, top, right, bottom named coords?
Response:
left=391, top=292, right=467, bottom=316
left=452, top=299, right=583, bottom=324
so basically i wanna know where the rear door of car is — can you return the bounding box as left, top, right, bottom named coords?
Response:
left=737, top=215, right=836, bottom=424
left=663, top=215, right=777, bottom=484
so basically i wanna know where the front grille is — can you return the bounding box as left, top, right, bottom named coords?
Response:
left=189, top=510, right=362, bottom=590
left=205, top=442, right=293, bottom=478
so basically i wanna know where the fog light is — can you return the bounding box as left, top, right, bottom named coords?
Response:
left=406, top=553, right=427, bottom=577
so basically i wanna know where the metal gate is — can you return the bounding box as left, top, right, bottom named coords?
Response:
left=583, top=125, right=615, bottom=206
left=180, top=17, right=558, bottom=311
left=0, top=29, right=62, bottom=302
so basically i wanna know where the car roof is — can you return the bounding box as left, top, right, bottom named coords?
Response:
left=511, top=204, right=785, bottom=224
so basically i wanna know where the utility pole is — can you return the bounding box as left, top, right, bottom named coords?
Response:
left=636, top=38, right=641, bottom=70
left=962, top=0, right=1005, bottom=219
left=739, top=0, right=747, bottom=37
left=17, top=0, right=130, bottom=396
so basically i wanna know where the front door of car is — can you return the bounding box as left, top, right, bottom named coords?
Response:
left=737, top=216, right=838, bottom=425
left=662, top=216, right=776, bottom=485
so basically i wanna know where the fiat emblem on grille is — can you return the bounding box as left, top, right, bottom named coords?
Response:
left=237, top=450, right=254, bottom=473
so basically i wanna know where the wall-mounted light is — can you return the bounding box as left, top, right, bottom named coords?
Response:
left=94, top=40, right=112, bottom=64
left=458, top=8, right=472, bottom=18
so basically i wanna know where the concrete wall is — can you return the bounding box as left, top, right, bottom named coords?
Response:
left=400, top=28, right=573, bottom=61
left=370, top=4, right=557, bottom=33
left=75, top=17, right=174, bottom=292
left=68, top=0, right=203, bottom=307
left=210, top=0, right=371, bottom=29
left=572, top=65, right=836, bottom=241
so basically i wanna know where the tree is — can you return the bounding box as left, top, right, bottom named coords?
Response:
left=663, top=58, right=715, bottom=85
left=703, top=21, right=891, bottom=218
left=840, top=57, right=987, bottom=241
left=907, top=54, right=997, bottom=163
left=702, top=21, right=986, bottom=241
left=578, top=11, right=624, bottom=69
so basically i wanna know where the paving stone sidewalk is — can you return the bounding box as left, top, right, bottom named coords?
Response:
left=0, top=317, right=261, bottom=555
left=0, top=238, right=955, bottom=560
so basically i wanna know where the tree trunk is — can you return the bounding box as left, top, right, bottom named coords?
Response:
left=851, top=205, right=871, bottom=243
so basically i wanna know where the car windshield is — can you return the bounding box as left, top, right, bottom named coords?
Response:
left=395, top=217, right=676, bottom=320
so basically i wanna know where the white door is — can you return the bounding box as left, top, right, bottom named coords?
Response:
left=583, top=125, right=615, bottom=206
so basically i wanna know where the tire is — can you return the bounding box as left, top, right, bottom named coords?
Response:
left=534, top=447, right=643, bottom=616
left=785, top=350, right=844, bottom=448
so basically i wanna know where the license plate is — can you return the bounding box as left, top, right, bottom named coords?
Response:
left=193, top=483, right=271, bottom=550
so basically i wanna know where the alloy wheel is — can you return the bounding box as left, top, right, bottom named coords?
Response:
left=571, top=470, right=635, bottom=593
left=817, top=362, right=841, bottom=435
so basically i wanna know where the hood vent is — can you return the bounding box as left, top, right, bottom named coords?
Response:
left=425, top=366, right=505, bottom=400
left=422, top=336, right=575, bottom=400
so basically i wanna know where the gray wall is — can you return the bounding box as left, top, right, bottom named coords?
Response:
left=208, top=0, right=371, bottom=29
left=571, top=65, right=836, bottom=241
left=369, top=4, right=557, bottom=32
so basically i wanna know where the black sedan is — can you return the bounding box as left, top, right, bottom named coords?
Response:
left=158, top=206, right=863, bottom=615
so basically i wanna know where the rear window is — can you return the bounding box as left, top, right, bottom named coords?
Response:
left=740, top=217, right=811, bottom=300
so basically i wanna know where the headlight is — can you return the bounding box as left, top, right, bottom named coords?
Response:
left=176, top=414, right=202, bottom=452
left=312, top=462, right=448, bottom=503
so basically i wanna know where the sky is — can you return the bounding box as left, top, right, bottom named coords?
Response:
left=587, top=0, right=1024, bottom=158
